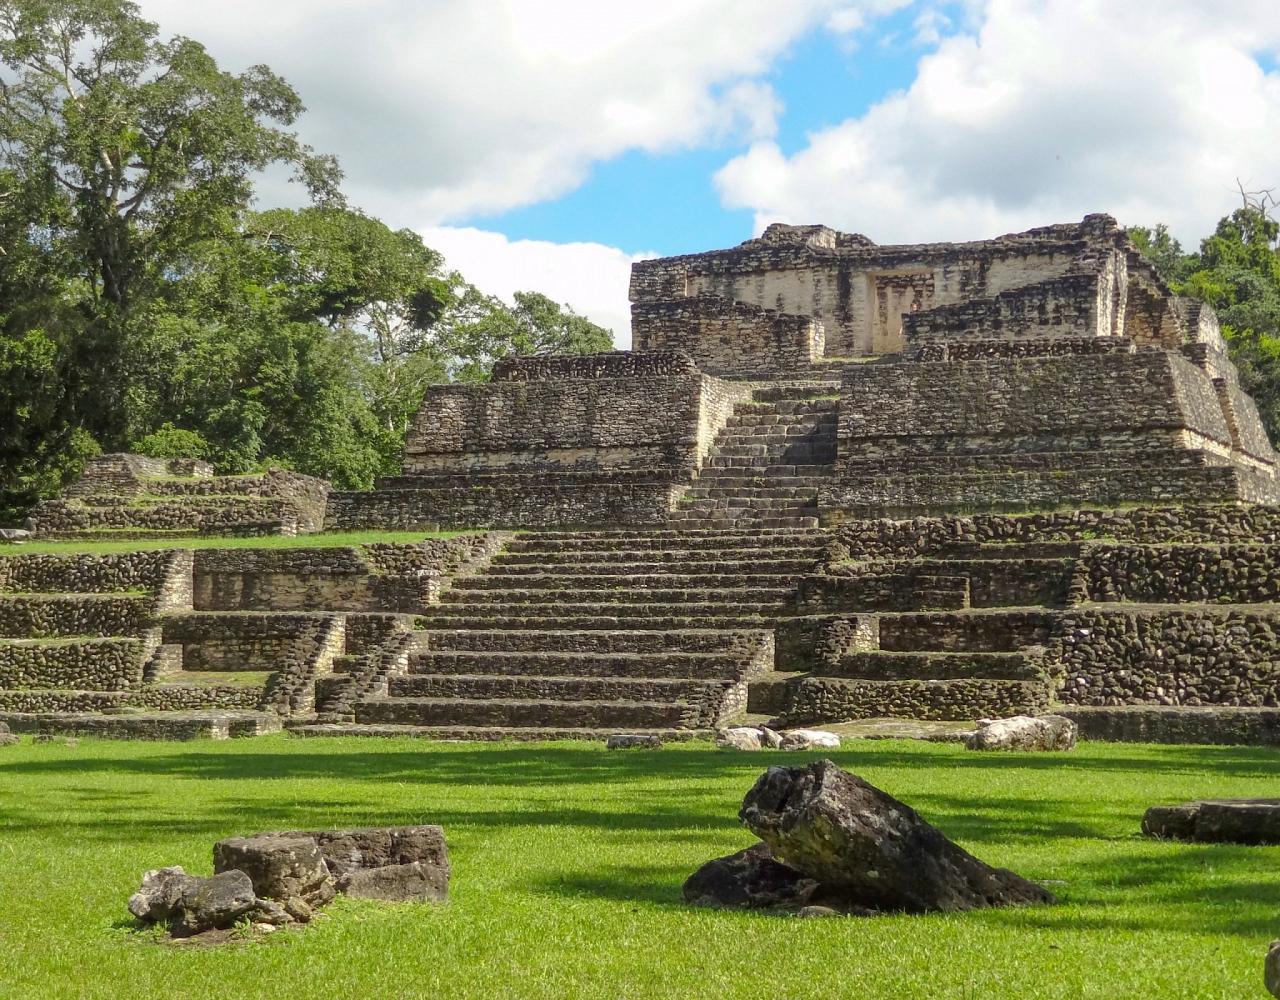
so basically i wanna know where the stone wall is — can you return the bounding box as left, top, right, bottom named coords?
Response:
left=0, top=551, right=175, bottom=594
left=0, top=638, right=144, bottom=690
left=631, top=295, right=824, bottom=377
left=1053, top=607, right=1280, bottom=707
left=1079, top=543, right=1280, bottom=604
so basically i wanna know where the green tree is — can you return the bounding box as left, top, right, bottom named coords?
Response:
left=0, top=0, right=340, bottom=444
left=1131, top=200, right=1280, bottom=443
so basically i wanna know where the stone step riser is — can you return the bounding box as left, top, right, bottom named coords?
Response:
left=291, top=723, right=711, bottom=741
left=675, top=500, right=818, bottom=513
left=490, top=552, right=823, bottom=570
left=451, top=574, right=804, bottom=591
left=408, top=651, right=742, bottom=679
left=388, top=674, right=723, bottom=703
left=355, top=698, right=691, bottom=729
left=482, top=560, right=818, bottom=577
left=504, top=536, right=824, bottom=554
left=699, top=463, right=836, bottom=476
left=664, top=516, right=822, bottom=529
left=425, top=600, right=790, bottom=619
left=438, top=589, right=795, bottom=607
left=416, top=615, right=782, bottom=631
left=823, top=651, right=1042, bottom=682
left=412, top=630, right=752, bottom=654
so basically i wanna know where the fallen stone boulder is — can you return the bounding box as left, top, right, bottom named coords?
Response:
left=683, top=843, right=820, bottom=911
left=738, top=759, right=1055, bottom=913
left=282, top=825, right=450, bottom=902
left=0, top=527, right=30, bottom=543
left=779, top=728, right=841, bottom=751
left=1266, top=940, right=1280, bottom=999
left=1142, top=800, right=1280, bottom=845
left=129, top=866, right=201, bottom=923
left=171, top=870, right=258, bottom=937
left=213, top=834, right=336, bottom=911
left=607, top=734, right=663, bottom=750
left=0, top=722, right=17, bottom=747
left=964, top=715, right=1076, bottom=752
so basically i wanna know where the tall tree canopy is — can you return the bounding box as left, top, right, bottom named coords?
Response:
left=1131, top=193, right=1280, bottom=443
left=0, top=0, right=612, bottom=518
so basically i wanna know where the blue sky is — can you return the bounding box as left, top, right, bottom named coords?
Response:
left=471, top=16, right=927, bottom=257
left=141, top=0, right=1280, bottom=341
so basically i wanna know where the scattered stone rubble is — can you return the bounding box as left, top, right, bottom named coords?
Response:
left=715, top=726, right=840, bottom=751
left=130, top=825, right=449, bottom=939
left=0, top=721, right=17, bottom=746
left=685, top=759, right=1054, bottom=915
left=1142, top=800, right=1280, bottom=845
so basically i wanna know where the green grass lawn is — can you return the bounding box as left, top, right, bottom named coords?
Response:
left=2, top=530, right=470, bottom=557
left=1, top=737, right=1277, bottom=999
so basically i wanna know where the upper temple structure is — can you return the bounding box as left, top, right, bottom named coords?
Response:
left=9, top=214, right=1280, bottom=746
left=325, top=213, right=1278, bottom=531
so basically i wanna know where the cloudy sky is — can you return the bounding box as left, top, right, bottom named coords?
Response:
left=138, top=0, right=1280, bottom=345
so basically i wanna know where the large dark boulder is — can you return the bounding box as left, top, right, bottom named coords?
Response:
left=1143, top=800, right=1280, bottom=845
left=212, top=834, right=336, bottom=908
left=683, top=843, right=821, bottom=911
left=128, top=866, right=201, bottom=923
left=739, top=759, right=1055, bottom=913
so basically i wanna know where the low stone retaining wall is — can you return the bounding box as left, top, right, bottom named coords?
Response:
left=1080, top=543, right=1280, bottom=604
left=1052, top=607, right=1280, bottom=707
left=0, top=595, right=153, bottom=638
left=0, top=639, right=144, bottom=691
left=0, top=551, right=175, bottom=594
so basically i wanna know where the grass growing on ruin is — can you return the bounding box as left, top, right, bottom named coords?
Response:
left=1, top=530, right=471, bottom=557
left=1, top=737, right=1277, bottom=1000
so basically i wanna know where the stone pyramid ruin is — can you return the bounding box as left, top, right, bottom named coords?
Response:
left=5, top=215, right=1280, bottom=743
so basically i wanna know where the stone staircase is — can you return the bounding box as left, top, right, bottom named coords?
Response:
left=669, top=381, right=840, bottom=529
left=295, top=527, right=829, bottom=740
left=761, top=541, right=1074, bottom=722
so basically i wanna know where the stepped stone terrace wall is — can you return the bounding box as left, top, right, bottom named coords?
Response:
left=328, top=351, right=753, bottom=530
left=28, top=455, right=330, bottom=538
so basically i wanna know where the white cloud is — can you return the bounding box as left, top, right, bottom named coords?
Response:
left=136, top=0, right=884, bottom=227
left=715, top=0, right=1280, bottom=247
left=422, top=227, right=656, bottom=348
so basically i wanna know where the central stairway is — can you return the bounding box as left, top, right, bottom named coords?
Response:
left=295, top=527, right=829, bottom=740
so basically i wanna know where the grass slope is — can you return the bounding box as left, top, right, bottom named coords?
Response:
left=1, top=737, right=1277, bottom=999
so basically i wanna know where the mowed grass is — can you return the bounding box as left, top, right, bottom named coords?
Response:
left=2, top=530, right=470, bottom=557
left=1, top=738, right=1278, bottom=1000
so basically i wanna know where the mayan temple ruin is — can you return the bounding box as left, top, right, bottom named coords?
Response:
left=4, top=214, right=1280, bottom=744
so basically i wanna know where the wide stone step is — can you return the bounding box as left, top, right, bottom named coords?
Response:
left=505, top=532, right=826, bottom=553
left=413, top=629, right=755, bottom=654
left=0, top=593, right=153, bottom=639
left=699, top=462, right=836, bottom=477
left=289, top=722, right=712, bottom=742
left=784, top=675, right=1051, bottom=722
left=823, top=650, right=1043, bottom=681
left=428, top=598, right=791, bottom=617
left=450, top=572, right=802, bottom=592
left=683, top=486, right=820, bottom=499
left=415, top=613, right=782, bottom=631
left=389, top=673, right=723, bottom=703
left=877, top=610, right=1058, bottom=652
left=482, top=558, right=818, bottom=577
left=408, top=649, right=743, bottom=679
left=355, top=696, right=692, bottom=729
left=0, top=709, right=282, bottom=740
left=751, top=383, right=842, bottom=402
left=494, top=541, right=825, bottom=562
left=665, top=513, right=822, bottom=529
left=734, top=398, right=839, bottom=415
left=712, top=444, right=836, bottom=460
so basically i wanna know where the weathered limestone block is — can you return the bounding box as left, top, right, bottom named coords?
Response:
left=740, top=760, right=1055, bottom=913
left=1142, top=800, right=1280, bottom=844
left=172, top=870, right=257, bottom=936
left=212, top=834, right=336, bottom=908
left=964, top=715, right=1076, bottom=752
left=606, top=733, right=663, bottom=749
left=780, top=728, right=841, bottom=751
left=716, top=726, right=763, bottom=750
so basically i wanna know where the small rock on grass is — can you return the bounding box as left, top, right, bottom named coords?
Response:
left=1265, top=940, right=1280, bottom=998
left=964, top=715, right=1075, bottom=752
